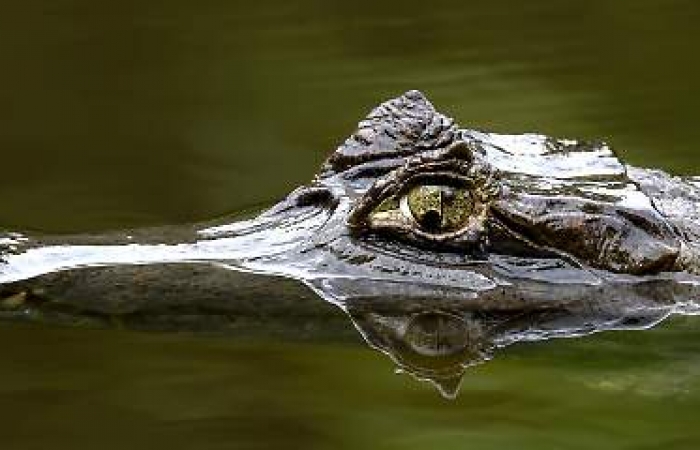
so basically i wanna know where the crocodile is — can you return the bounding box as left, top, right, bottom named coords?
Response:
left=2, top=90, right=700, bottom=397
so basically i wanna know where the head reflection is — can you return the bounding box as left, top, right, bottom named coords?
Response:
left=340, top=300, right=671, bottom=399
left=347, top=308, right=493, bottom=399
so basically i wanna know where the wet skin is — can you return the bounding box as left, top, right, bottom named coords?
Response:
left=2, top=91, right=700, bottom=396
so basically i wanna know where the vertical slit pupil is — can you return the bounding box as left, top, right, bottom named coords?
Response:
left=420, top=209, right=442, bottom=232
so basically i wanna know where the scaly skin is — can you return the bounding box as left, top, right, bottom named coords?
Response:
left=1, top=90, right=699, bottom=396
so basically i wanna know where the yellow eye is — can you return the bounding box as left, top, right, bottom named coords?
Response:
left=404, top=185, right=473, bottom=233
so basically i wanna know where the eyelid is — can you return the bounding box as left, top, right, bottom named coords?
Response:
left=347, top=141, right=499, bottom=235
left=348, top=169, right=475, bottom=229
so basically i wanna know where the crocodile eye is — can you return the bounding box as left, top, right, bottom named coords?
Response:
left=404, top=185, right=473, bottom=234
left=347, top=149, right=498, bottom=251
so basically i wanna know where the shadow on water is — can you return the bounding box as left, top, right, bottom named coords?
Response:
left=1, top=0, right=700, bottom=448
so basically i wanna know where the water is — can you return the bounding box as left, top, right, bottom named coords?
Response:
left=1, top=0, right=700, bottom=448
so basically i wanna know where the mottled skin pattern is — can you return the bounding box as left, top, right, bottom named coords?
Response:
left=329, top=90, right=684, bottom=275
left=2, top=90, right=700, bottom=396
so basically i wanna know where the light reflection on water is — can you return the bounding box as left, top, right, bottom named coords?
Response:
left=1, top=0, right=700, bottom=447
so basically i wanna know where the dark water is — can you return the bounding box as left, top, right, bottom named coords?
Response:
left=2, top=0, right=700, bottom=448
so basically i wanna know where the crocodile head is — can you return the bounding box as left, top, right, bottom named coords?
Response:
left=2, top=91, right=695, bottom=396
left=221, top=90, right=681, bottom=275
left=194, top=90, right=694, bottom=394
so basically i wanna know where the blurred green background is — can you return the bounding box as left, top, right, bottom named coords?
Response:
left=1, top=0, right=700, bottom=448
left=1, top=0, right=699, bottom=232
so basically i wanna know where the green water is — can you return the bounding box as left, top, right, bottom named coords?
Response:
left=1, top=0, right=700, bottom=448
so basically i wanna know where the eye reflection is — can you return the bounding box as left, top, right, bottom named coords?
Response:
left=404, top=185, right=473, bottom=233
